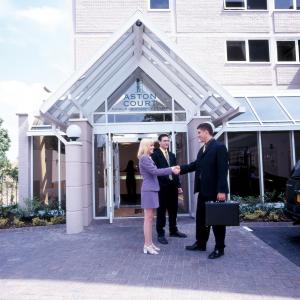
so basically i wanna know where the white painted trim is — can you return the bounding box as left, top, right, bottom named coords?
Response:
left=92, top=130, right=96, bottom=220
left=30, top=136, right=33, bottom=199
left=257, top=131, right=264, bottom=202
left=290, top=131, right=296, bottom=167
left=58, top=140, right=61, bottom=210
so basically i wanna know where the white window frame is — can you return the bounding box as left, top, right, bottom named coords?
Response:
left=225, top=39, right=271, bottom=64
left=276, top=39, right=300, bottom=64
left=223, top=0, right=268, bottom=10
left=274, top=0, right=300, bottom=10
left=148, top=0, right=171, bottom=11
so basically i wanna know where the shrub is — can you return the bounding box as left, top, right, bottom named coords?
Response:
left=13, top=217, right=25, bottom=227
left=50, top=216, right=66, bottom=224
left=32, top=217, right=47, bottom=226
left=0, top=218, right=9, bottom=228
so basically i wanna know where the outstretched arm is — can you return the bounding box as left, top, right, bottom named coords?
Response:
left=140, top=156, right=172, bottom=176
left=180, top=160, right=197, bottom=175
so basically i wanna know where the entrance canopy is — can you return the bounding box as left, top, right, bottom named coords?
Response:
left=40, top=11, right=243, bottom=127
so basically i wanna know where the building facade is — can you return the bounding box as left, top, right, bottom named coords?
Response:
left=18, top=0, right=300, bottom=229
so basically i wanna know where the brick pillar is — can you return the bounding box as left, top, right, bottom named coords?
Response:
left=187, top=117, right=212, bottom=217
left=69, top=119, right=93, bottom=226
left=66, top=141, right=83, bottom=234
left=16, top=113, right=31, bottom=207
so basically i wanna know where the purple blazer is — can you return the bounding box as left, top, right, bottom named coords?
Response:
left=139, top=155, right=172, bottom=192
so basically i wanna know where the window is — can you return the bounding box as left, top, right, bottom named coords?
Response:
left=224, top=0, right=267, bottom=10
left=275, top=0, right=300, bottom=9
left=227, top=41, right=246, bottom=61
left=249, top=40, right=269, bottom=62
left=228, top=132, right=260, bottom=197
left=226, top=40, right=270, bottom=62
left=277, top=41, right=296, bottom=62
left=149, top=0, right=169, bottom=10
left=261, top=132, right=291, bottom=202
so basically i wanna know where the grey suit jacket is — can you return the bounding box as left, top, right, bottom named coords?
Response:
left=139, top=155, right=172, bottom=192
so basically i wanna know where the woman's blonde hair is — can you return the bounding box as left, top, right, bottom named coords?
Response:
left=137, top=138, right=154, bottom=159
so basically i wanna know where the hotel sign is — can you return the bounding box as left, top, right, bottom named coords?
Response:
left=110, top=79, right=167, bottom=112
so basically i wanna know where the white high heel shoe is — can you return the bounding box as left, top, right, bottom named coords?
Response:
left=151, top=243, right=160, bottom=251
left=143, top=245, right=159, bottom=255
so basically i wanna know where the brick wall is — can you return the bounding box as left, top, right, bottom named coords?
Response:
left=73, top=0, right=300, bottom=89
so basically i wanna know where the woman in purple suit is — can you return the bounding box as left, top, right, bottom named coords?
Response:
left=138, top=138, right=180, bottom=255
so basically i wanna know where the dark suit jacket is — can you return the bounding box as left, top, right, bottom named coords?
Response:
left=180, top=139, right=229, bottom=197
left=151, top=148, right=181, bottom=188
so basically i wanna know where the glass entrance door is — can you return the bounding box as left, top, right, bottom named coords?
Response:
left=111, top=134, right=157, bottom=218
left=94, top=131, right=189, bottom=221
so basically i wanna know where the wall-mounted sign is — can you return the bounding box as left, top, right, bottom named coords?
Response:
left=110, top=78, right=171, bottom=112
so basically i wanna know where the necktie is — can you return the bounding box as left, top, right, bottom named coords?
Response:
left=165, top=150, right=170, bottom=165
left=165, top=150, right=173, bottom=180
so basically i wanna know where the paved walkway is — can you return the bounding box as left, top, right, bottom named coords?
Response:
left=0, top=218, right=299, bottom=300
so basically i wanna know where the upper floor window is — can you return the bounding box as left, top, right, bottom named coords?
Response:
left=226, top=40, right=270, bottom=62
left=149, top=0, right=170, bottom=10
left=224, top=0, right=267, bottom=10
left=277, top=40, right=300, bottom=62
left=275, top=0, right=300, bottom=9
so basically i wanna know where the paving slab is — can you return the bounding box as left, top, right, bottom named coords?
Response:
left=0, top=218, right=299, bottom=300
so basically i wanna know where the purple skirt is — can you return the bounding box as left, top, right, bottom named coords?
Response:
left=141, top=191, right=159, bottom=209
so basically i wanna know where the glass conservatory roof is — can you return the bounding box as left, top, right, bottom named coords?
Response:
left=38, top=11, right=242, bottom=127
left=227, top=96, right=300, bottom=127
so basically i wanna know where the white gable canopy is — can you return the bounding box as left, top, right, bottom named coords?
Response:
left=40, top=11, right=243, bottom=127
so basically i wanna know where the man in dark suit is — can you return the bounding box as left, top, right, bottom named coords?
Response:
left=180, top=122, right=229, bottom=259
left=151, top=133, right=187, bottom=244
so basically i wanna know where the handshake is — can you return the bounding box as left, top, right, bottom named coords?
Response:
left=171, top=165, right=181, bottom=175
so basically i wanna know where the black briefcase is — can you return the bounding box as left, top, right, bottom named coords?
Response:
left=205, top=201, right=240, bottom=226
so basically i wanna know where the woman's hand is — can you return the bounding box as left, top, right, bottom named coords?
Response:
left=171, top=166, right=181, bottom=175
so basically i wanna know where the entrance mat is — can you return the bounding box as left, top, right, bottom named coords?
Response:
left=114, top=207, right=143, bottom=217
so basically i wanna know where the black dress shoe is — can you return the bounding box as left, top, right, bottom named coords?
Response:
left=157, top=236, right=168, bottom=244
left=208, top=249, right=224, bottom=259
left=185, top=241, right=206, bottom=251
left=170, top=231, right=187, bottom=238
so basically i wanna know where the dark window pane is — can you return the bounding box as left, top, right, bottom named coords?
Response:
left=225, top=0, right=245, bottom=8
left=262, top=132, right=291, bottom=202
left=295, top=132, right=300, bottom=162
left=247, top=0, right=267, bottom=9
left=227, top=41, right=246, bottom=61
left=277, top=41, right=296, bottom=61
left=150, top=0, right=169, bottom=9
left=297, top=0, right=300, bottom=9
left=275, top=0, right=293, bottom=9
left=249, top=40, right=270, bottom=62
left=299, top=40, right=300, bottom=60
left=228, top=132, right=260, bottom=197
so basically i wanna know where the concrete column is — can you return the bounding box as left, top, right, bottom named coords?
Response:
left=66, top=142, right=83, bottom=234
left=69, top=119, right=93, bottom=227
left=187, top=117, right=212, bottom=217
left=16, top=113, right=31, bottom=207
